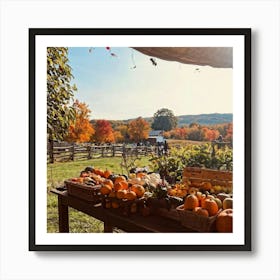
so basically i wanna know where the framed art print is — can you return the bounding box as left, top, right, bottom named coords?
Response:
left=29, top=28, right=251, bottom=251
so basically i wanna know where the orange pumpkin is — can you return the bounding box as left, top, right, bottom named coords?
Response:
left=200, top=193, right=215, bottom=208
left=76, top=177, right=84, bottom=184
left=194, top=207, right=209, bottom=217
left=136, top=172, right=146, bottom=179
left=130, top=184, right=145, bottom=198
left=114, top=181, right=128, bottom=192
left=189, top=187, right=199, bottom=195
left=103, top=169, right=112, bottom=179
left=204, top=198, right=219, bottom=216
left=116, top=189, right=127, bottom=199
left=100, top=184, right=112, bottom=195
left=94, top=168, right=104, bottom=177
left=102, top=179, right=114, bottom=189
left=114, top=176, right=127, bottom=185
left=108, top=191, right=117, bottom=198
left=200, top=194, right=207, bottom=207
left=125, top=190, right=137, bottom=201
left=167, top=188, right=177, bottom=196
left=216, top=209, right=233, bottom=232
left=184, top=194, right=199, bottom=210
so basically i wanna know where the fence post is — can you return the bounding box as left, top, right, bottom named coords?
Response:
left=122, top=144, right=125, bottom=157
left=112, top=145, right=115, bottom=157
left=49, top=139, right=54, bottom=163
left=101, top=146, right=105, bottom=157
left=87, top=144, right=91, bottom=159
left=71, top=143, right=75, bottom=161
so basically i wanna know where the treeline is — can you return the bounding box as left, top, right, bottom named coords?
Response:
left=163, top=123, right=233, bottom=142
left=63, top=100, right=150, bottom=144
left=62, top=101, right=233, bottom=144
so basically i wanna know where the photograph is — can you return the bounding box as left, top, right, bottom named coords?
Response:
left=29, top=28, right=251, bottom=250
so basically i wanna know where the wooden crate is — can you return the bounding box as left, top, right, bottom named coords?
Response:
left=182, top=167, right=233, bottom=189
left=64, top=180, right=102, bottom=203
left=145, top=197, right=182, bottom=221
left=155, top=208, right=180, bottom=221
left=101, top=196, right=145, bottom=216
left=176, top=205, right=221, bottom=232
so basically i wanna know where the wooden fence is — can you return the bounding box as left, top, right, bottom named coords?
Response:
left=47, top=143, right=157, bottom=163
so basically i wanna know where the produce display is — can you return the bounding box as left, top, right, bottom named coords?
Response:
left=64, top=165, right=233, bottom=232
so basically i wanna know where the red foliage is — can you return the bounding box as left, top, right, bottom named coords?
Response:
left=93, top=120, right=115, bottom=143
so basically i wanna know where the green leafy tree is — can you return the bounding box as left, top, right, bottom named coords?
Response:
left=151, top=108, right=178, bottom=131
left=47, top=47, right=77, bottom=142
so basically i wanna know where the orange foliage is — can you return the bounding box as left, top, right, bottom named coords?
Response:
left=115, top=124, right=129, bottom=141
left=164, top=123, right=232, bottom=142
left=225, top=123, right=233, bottom=141
left=170, top=127, right=188, bottom=140
left=113, top=130, right=124, bottom=143
left=128, top=117, right=150, bottom=142
left=65, top=100, right=95, bottom=143
left=93, top=119, right=115, bottom=143
left=202, top=127, right=220, bottom=141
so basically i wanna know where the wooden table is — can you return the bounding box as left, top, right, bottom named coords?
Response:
left=50, top=188, right=194, bottom=233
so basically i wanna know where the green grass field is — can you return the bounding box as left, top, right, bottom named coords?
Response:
left=47, top=156, right=150, bottom=233
left=167, top=139, right=210, bottom=147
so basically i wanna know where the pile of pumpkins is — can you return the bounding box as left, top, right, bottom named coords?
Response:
left=72, top=166, right=162, bottom=209
left=183, top=189, right=233, bottom=233
left=70, top=166, right=233, bottom=232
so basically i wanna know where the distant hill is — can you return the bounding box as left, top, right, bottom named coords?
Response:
left=177, top=113, right=232, bottom=126
left=91, top=113, right=232, bottom=128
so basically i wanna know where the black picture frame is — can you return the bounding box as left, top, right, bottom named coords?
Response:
left=29, top=28, right=251, bottom=251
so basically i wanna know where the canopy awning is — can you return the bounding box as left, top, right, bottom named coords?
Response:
left=132, top=47, right=232, bottom=68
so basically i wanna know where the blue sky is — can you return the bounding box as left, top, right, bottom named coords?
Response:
left=68, top=47, right=232, bottom=120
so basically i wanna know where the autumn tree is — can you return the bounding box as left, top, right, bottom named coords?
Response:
left=93, top=120, right=115, bottom=143
left=171, top=127, right=188, bottom=140
left=151, top=108, right=178, bottom=131
left=202, top=127, right=220, bottom=141
left=128, top=117, right=150, bottom=142
left=225, top=123, right=233, bottom=141
left=187, top=126, right=205, bottom=141
left=115, top=124, right=129, bottom=142
left=47, top=47, right=77, bottom=142
left=113, top=130, right=124, bottom=143
left=64, top=100, right=95, bottom=143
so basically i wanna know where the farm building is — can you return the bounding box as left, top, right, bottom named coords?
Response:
left=148, top=130, right=165, bottom=144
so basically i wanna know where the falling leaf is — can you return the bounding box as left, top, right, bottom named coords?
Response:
left=150, top=58, right=157, bottom=66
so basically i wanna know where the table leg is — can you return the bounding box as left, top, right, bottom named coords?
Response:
left=104, top=218, right=113, bottom=233
left=58, top=197, right=69, bottom=233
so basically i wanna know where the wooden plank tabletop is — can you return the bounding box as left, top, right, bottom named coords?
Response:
left=50, top=188, right=194, bottom=233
